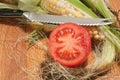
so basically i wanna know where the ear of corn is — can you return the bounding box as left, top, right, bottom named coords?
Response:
left=81, top=0, right=116, bottom=22
left=40, top=0, right=119, bottom=71
left=18, top=0, right=48, bottom=13
left=67, top=0, right=98, bottom=18
left=40, top=0, right=120, bottom=52
left=40, top=0, right=97, bottom=18
left=66, top=0, right=120, bottom=53
left=86, top=38, right=115, bottom=70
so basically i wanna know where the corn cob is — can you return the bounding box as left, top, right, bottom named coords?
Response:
left=40, top=0, right=106, bottom=40
left=40, top=0, right=116, bottom=72
left=40, top=0, right=96, bottom=18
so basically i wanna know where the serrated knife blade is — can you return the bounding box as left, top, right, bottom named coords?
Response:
left=23, top=12, right=112, bottom=26
left=0, top=9, right=112, bottom=26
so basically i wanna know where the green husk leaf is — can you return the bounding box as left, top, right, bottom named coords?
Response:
left=19, top=0, right=40, bottom=5
left=81, top=0, right=116, bottom=22
left=100, top=26, right=120, bottom=53
left=67, top=0, right=120, bottom=53
left=109, top=27, right=120, bottom=38
left=67, top=0, right=98, bottom=18
left=66, top=0, right=119, bottom=70
left=0, top=3, right=18, bottom=9
left=18, top=0, right=48, bottom=13
left=86, top=38, right=115, bottom=70
left=0, top=0, right=48, bottom=13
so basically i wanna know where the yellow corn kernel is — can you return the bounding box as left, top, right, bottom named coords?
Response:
left=41, top=0, right=90, bottom=18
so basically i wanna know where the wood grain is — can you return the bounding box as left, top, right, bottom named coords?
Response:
left=0, top=18, right=47, bottom=80
left=96, top=63, right=120, bottom=80
left=0, top=0, right=120, bottom=80
left=110, top=0, right=120, bottom=11
left=110, top=0, right=120, bottom=27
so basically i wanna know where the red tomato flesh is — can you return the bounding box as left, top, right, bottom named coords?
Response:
left=48, top=22, right=91, bottom=67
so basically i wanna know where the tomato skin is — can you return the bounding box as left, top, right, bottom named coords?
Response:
left=48, top=22, right=91, bottom=67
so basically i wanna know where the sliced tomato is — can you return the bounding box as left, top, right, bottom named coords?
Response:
left=48, top=22, right=91, bottom=67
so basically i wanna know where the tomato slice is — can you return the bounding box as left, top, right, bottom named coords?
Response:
left=48, top=22, right=91, bottom=67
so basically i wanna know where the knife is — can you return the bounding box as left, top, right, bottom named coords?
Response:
left=0, top=9, right=112, bottom=26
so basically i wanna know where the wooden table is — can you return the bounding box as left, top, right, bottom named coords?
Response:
left=0, top=18, right=47, bottom=80
left=0, top=17, right=120, bottom=80
left=0, top=0, right=120, bottom=80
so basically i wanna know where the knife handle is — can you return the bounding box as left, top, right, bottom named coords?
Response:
left=0, top=9, right=23, bottom=17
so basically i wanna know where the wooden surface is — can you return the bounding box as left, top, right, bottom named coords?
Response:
left=0, top=18, right=47, bottom=80
left=0, top=18, right=120, bottom=80
left=110, top=0, right=120, bottom=11
left=110, top=0, right=120, bottom=27
left=0, top=0, right=120, bottom=80
left=96, top=63, right=120, bottom=80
